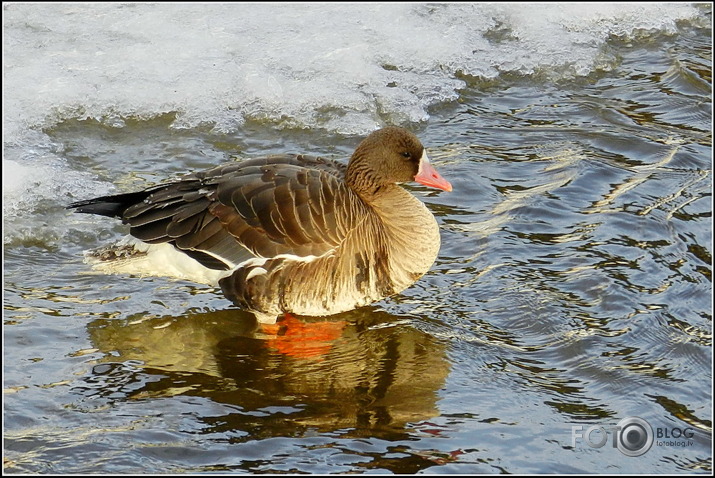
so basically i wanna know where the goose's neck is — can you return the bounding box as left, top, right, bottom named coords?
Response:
left=345, top=152, right=390, bottom=200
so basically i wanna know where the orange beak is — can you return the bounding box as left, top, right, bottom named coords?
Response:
left=414, top=152, right=452, bottom=192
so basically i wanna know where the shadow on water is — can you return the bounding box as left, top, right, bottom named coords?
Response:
left=76, top=307, right=450, bottom=443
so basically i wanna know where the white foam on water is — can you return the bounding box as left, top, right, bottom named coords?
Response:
left=1, top=2, right=703, bottom=242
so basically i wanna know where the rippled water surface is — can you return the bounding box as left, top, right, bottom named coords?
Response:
left=3, top=3, right=712, bottom=474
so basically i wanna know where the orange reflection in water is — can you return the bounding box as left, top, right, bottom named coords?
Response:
left=262, top=314, right=346, bottom=360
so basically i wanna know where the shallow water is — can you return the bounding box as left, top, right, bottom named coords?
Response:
left=3, top=3, right=713, bottom=474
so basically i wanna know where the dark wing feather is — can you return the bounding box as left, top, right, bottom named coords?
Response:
left=69, top=154, right=362, bottom=270
left=207, top=156, right=360, bottom=258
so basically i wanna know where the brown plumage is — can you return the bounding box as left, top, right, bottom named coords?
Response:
left=68, top=126, right=452, bottom=322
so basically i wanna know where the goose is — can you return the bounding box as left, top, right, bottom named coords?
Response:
left=69, top=126, right=452, bottom=323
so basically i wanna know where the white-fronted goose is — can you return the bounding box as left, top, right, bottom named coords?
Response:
left=69, top=127, right=452, bottom=323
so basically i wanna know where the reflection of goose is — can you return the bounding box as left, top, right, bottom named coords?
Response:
left=83, top=308, right=449, bottom=434
left=69, top=127, right=451, bottom=323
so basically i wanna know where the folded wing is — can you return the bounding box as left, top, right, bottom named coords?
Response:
left=70, top=154, right=364, bottom=271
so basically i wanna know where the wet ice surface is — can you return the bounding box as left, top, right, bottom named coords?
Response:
left=3, top=3, right=712, bottom=474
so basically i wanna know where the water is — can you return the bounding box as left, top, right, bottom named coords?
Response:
left=3, top=3, right=712, bottom=474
